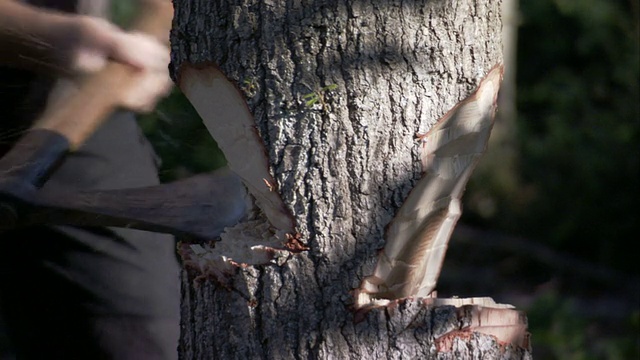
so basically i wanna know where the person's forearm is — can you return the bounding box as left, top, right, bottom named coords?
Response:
left=1, top=0, right=173, bottom=115
left=0, top=0, right=71, bottom=72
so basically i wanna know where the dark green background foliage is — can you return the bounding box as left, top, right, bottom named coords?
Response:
left=137, top=93, right=226, bottom=181
left=514, top=0, right=638, bottom=273
left=115, top=0, right=638, bottom=358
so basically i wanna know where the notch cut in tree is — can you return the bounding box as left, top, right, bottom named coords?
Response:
left=176, top=64, right=306, bottom=283
left=177, top=64, right=295, bottom=236
left=349, top=64, right=529, bottom=349
left=356, top=64, right=504, bottom=306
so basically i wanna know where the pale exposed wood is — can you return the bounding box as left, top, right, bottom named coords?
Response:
left=177, top=65, right=296, bottom=236
left=357, top=66, right=503, bottom=303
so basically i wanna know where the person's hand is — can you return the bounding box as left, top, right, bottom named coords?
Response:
left=1, top=1, right=172, bottom=113
left=50, top=15, right=172, bottom=113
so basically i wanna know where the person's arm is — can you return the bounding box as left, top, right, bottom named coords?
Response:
left=0, top=0, right=172, bottom=112
left=0, top=0, right=169, bottom=75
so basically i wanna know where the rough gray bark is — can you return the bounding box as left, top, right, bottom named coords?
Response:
left=170, top=0, right=531, bottom=358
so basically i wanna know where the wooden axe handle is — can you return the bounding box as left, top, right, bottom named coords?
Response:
left=31, top=1, right=174, bottom=150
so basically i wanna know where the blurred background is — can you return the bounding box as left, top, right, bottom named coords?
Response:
left=113, top=0, right=639, bottom=358
left=449, top=1, right=639, bottom=358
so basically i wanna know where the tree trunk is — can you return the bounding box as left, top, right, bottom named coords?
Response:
left=170, top=0, right=531, bottom=358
